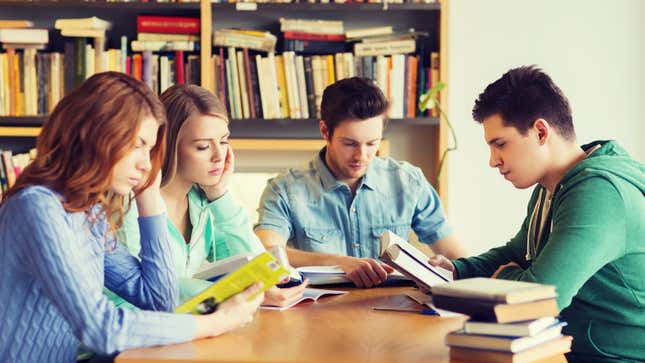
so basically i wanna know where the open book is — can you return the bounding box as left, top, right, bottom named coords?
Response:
left=175, top=252, right=289, bottom=315
left=261, top=288, right=347, bottom=311
left=193, top=252, right=258, bottom=281
left=379, top=230, right=453, bottom=291
left=296, top=265, right=411, bottom=285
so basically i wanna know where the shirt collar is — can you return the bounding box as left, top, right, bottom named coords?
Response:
left=313, top=147, right=378, bottom=192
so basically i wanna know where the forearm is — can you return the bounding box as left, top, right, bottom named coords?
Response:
left=286, top=247, right=346, bottom=267
left=452, top=243, right=523, bottom=279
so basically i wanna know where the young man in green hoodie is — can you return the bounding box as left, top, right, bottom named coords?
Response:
left=430, top=66, right=644, bottom=362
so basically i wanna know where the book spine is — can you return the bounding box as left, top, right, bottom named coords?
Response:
left=175, top=50, right=185, bottom=85
left=432, top=295, right=498, bottom=322
left=137, top=16, right=200, bottom=35
left=243, top=49, right=256, bottom=119
left=248, top=55, right=262, bottom=119
left=283, top=31, right=345, bottom=42
left=283, top=39, right=348, bottom=55
left=303, top=56, right=316, bottom=119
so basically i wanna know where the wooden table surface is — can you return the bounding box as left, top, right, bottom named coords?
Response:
left=116, top=286, right=564, bottom=363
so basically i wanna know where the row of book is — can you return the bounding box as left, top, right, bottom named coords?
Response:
left=0, top=149, right=35, bottom=198
left=432, top=278, right=572, bottom=363
left=103, top=0, right=438, bottom=3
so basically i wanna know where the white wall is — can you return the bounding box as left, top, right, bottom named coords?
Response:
left=448, top=0, right=645, bottom=254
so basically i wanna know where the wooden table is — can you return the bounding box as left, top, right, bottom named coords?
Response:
left=116, top=286, right=564, bottom=363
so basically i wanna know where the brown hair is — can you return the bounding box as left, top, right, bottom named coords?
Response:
left=159, top=84, right=228, bottom=187
left=3, top=72, right=167, bottom=235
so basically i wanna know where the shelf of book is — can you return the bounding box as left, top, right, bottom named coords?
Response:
left=0, top=1, right=202, bottom=10
left=0, top=117, right=438, bottom=138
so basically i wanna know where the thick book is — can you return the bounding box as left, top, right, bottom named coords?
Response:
left=446, top=322, right=566, bottom=353
left=449, top=336, right=572, bottom=363
left=0, top=28, right=48, bottom=45
left=432, top=278, right=557, bottom=304
left=464, top=317, right=558, bottom=337
left=379, top=230, right=452, bottom=291
left=296, top=265, right=411, bottom=286
left=261, top=288, right=347, bottom=311
left=175, top=252, right=289, bottom=315
left=54, top=16, right=111, bottom=30
left=432, top=295, right=559, bottom=323
left=283, top=39, right=348, bottom=55
left=354, top=39, right=416, bottom=57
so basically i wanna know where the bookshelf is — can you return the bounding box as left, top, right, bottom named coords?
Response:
left=0, top=0, right=450, bottom=202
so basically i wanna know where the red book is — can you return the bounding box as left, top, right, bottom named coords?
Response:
left=125, top=55, right=131, bottom=76
left=175, top=50, right=185, bottom=85
left=137, top=15, right=200, bottom=35
left=283, top=31, right=345, bottom=42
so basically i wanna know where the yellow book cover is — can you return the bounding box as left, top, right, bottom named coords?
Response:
left=274, top=55, right=290, bottom=118
left=325, top=55, right=335, bottom=86
left=175, top=252, right=289, bottom=315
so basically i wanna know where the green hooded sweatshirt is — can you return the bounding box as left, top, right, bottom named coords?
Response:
left=452, top=141, right=644, bottom=362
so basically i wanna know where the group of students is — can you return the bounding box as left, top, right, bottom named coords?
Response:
left=0, top=66, right=642, bottom=363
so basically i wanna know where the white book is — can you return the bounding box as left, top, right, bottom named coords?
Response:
left=344, top=52, right=355, bottom=78
left=279, top=18, right=344, bottom=35
left=236, top=50, right=250, bottom=119
left=85, top=44, right=95, bottom=79
left=261, top=288, right=347, bottom=311
left=193, top=253, right=258, bottom=281
left=50, top=53, right=61, bottom=112
left=375, top=55, right=388, bottom=98
left=388, top=54, right=405, bottom=119
left=227, top=47, right=242, bottom=120
left=267, top=53, right=281, bottom=119
left=159, top=56, right=170, bottom=94
left=296, top=265, right=411, bottom=286
left=311, top=56, right=325, bottom=118
left=345, top=26, right=393, bottom=40
left=255, top=54, right=270, bottom=119
left=379, top=231, right=453, bottom=291
left=354, top=39, right=416, bottom=57
left=295, top=55, right=309, bottom=119
left=55, top=16, right=111, bottom=30
left=283, top=51, right=300, bottom=119
left=464, top=317, right=559, bottom=337
left=131, top=40, right=194, bottom=52
left=334, top=53, right=345, bottom=81
left=60, top=28, right=106, bottom=38
left=0, top=54, right=5, bottom=115
left=0, top=28, right=48, bottom=44
left=446, top=323, right=566, bottom=353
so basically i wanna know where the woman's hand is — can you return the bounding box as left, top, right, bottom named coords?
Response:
left=200, top=145, right=235, bottom=202
left=262, top=279, right=309, bottom=307
left=194, top=282, right=265, bottom=339
left=428, top=254, right=457, bottom=279
left=135, top=170, right=164, bottom=217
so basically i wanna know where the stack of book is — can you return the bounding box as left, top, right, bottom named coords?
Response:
left=280, top=18, right=347, bottom=55
left=432, top=278, right=572, bottom=363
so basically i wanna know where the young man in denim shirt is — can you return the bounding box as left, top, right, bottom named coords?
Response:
left=255, top=77, right=467, bottom=288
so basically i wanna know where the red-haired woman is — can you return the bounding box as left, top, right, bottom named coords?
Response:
left=0, top=72, right=263, bottom=363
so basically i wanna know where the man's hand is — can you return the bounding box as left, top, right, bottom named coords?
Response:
left=492, top=262, right=520, bottom=279
left=200, top=145, right=234, bottom=201
left=428, top=254, right=457, bottom=279
left=337, top=257, right=394, bottom=288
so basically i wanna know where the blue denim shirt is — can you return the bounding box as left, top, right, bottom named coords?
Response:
left=255, top=148, right=453, bottom=259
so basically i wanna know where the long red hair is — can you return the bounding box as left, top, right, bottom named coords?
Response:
left=3, top=72, right=167, bottom=235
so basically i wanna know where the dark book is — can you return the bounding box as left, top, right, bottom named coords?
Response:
left=242, top=49, right=256, bottom=119
left=283, top=39, right=347, bottom=55
left=74, top=38, right=86, bottom=88
left=354, top=55, right=363, bottom=78
left=247, top=54, right=262, bottom=119
left=363, top=56, right=374, bottom=81
left=187, top=54, right=200, bottom=85
left=302, top=56, right=316, bottom=120
left=432, top=295, right=559, bottom=323
left=36, top=52, right=48, bottom=115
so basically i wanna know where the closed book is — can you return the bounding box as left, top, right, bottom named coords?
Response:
left=60, top=28, right=105, bottom=38
left=432, top=278, right=557, bottom=304
left=432, top=295, right=559, bottom=323
left=138, top=33, right=198, bottom=42
left=354, top=39, right=416, bottom=57
left=283, top=39, right=347, bottom=55
left=303, top=56, right=316, bottom=119
left=464, top=317, right=558, bottom=337
left=137, top=15, right=200, bottom=35
left=0, top=20, right=34, bottom=29
left=345, top=25, right=393, bottom=39
left=63, top=41, right=75, bottom=94
left=131, top=40, right=195, bottom=52
left=449, top=336, right=572, bottom=363
left=247, top=53, right=262, bottom=119
left=283, top=31, right=345, bottom=42
left=55, top=17, right=111, bottom=30
left=0, top=28, right=48, bottom=45
left=279, top=18, right=344, bottom=35
left=446, top=323, right=565, bottom=353
left=175, top=50, right=185, bottom=84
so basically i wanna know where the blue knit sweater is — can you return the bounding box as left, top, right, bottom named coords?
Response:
left=0, top=186, right=195, bottom=363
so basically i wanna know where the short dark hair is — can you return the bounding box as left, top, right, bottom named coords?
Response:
left=472, top=65, right=575, bottom=139
left=320, top=77, right=389, bottom=137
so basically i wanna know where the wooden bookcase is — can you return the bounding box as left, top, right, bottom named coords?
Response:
left=0, top=0, right=450, bottom=203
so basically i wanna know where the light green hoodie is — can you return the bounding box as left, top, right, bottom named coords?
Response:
left=453, top=141, right=644, bottom=362
left=107, top=186, right=264, bottom=305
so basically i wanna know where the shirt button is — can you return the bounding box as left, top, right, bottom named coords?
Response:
left=353, top=242, right=360, bottom=248
left=351, top=207, right=356, bottom=213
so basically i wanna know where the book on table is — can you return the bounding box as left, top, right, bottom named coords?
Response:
left=449, top=336, right=572, bottom=363
left=175, top=252, right=289, bottom=315
left=446, top=321, right=566, bottom=353
left=432, top=294, right=559, bottom=323
left=431, top=277, right=556, bottom=304
left=261, top=288, right=347, bottom=311
left=378, top=230, right=453, bottom=290
left=295, top=265, right=411, bottom=286
left=463, top=317, right=558, bottom=337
